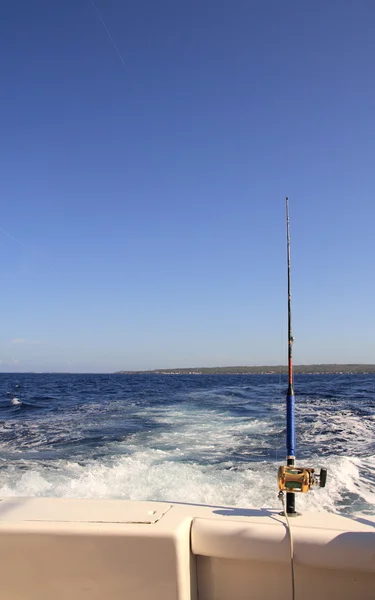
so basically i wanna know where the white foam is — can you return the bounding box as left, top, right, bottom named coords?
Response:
left=130, top=404, right=278, bottom=463
left=0, top=448, right=372, bottom=516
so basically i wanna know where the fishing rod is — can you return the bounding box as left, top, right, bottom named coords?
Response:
left=278, top=197, right=327, bottom=516
left=286, top=196, right=296, bottom=514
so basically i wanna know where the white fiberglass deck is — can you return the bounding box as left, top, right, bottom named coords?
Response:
left=0, top=497, right=374, bottom=599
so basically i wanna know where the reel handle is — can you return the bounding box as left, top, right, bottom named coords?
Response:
left=319, top=468, right=327, bottom=488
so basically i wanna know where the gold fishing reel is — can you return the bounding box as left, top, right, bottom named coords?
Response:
left=278, top=465, right=327, bottom=493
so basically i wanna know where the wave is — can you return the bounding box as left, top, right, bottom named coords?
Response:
left=0, top=451, right=372, bottom=516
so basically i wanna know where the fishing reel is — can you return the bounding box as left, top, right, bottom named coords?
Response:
left=278, top=465, right=327, bottom=493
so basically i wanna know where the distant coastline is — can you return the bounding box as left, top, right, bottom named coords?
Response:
left=115, top=364, right=375, bottom=375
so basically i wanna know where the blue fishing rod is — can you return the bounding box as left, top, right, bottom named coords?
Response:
left=278, top=197, right=327, bottom=516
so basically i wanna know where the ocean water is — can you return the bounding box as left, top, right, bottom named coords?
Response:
left=0, top=373, right=374, bottom=516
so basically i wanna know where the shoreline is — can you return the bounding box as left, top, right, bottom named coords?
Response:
left=115, top=364, right=375, bottom=375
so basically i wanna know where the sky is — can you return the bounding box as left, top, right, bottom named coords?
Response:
left=0, top=0, right=374, bottom=372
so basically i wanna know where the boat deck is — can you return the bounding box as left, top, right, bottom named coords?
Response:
left=0, top=497, right=374, bottom=599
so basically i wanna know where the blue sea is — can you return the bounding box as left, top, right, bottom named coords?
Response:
left=0, top=373, right=374, bottom=516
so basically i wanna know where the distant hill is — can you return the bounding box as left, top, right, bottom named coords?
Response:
left=115, top=364, right=375, bottom=375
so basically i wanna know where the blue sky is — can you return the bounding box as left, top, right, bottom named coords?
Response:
left=0, top=1, right=374, bottom=372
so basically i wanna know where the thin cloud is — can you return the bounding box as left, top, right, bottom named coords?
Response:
left=11, top=338, right=41, bottom=345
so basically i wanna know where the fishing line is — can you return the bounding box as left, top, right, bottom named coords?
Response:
left=90, top=1, right=140, bottom=93
left=278, top=491, right=295, bottom=600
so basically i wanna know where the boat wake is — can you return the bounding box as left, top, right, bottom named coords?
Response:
left=0, top=373, right=374, bottom=516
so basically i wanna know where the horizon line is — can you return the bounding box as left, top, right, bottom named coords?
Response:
left=0, top=362, right=374, bottom=375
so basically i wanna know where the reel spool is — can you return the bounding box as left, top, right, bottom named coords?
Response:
left=278, top=466, right=327, bottom=493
